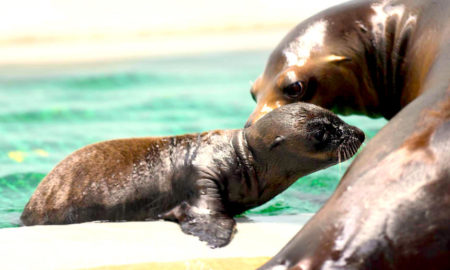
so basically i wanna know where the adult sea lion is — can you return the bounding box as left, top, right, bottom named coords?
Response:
left=246, top=0, right=448, bottom=124
left=21, top=102, right=364, bottom=248
left=249, top=0, right=450, bottom=269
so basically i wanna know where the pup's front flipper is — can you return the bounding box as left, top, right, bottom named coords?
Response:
left=160, top=179, right=236, bottom=248
left=180, top=205, right=235, bottom=248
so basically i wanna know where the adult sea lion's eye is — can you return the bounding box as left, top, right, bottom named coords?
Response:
left=283, top=81, right=304, bottom=99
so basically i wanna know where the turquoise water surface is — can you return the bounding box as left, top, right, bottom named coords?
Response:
left=0, top=50, right=387, bottom=228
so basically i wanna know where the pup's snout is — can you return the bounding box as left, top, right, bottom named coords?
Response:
left=336, top=125, right=365, bottom=162
left=353, top=127, right=365, bottom=143
left=340, top=125, right=365, bottom=142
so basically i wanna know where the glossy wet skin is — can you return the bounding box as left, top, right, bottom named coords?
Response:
left=246, top=11, right=371, bottom=126
left=248, top=52, right=365, bottom=126
left=21, top=102, right=365, bottom=248
left=256, top=0, right=450, bottom=269
left=261, top=87, right=450, bottom=270
left=246, top=0, right=442, bottom=127
left=243, top=103, right=365, bottom=205
left=246, top=103, right=363, bottom=167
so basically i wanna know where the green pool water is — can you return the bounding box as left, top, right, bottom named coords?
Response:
left=0, top=50, right=387, bottom=228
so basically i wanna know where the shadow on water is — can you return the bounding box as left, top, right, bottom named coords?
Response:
left=0, top=172, right=44, bottom=228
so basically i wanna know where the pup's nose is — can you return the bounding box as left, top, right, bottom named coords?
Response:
left=354, top=127, right=365, bottom=142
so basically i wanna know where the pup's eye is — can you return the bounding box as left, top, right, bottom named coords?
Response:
left=314, top=129, right=327, bottom=142
left=283, top=81, right=304, bottom=99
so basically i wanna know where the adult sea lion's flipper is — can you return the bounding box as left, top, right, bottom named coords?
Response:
left=160, top=178, right=236, bottom=248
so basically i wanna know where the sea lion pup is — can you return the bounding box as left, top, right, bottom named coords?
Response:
left=21, top=102, right=364, bottom=248
left=251, top=0, right=450, bottom=268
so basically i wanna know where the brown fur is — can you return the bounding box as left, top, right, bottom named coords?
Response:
left=21, top=102, right=364, bottom=248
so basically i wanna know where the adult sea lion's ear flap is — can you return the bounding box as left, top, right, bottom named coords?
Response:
left=322, top=54, right=351, bottom=64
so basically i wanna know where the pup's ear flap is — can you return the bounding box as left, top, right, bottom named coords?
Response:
left=322, top=55, right=351, bottom=64
left=270, top=136, right=285, bottom=150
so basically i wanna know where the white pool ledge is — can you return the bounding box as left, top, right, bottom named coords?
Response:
left=0, top=214, right=312, bottom=270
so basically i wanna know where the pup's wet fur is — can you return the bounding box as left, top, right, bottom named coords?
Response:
left=21, top=102, right=364, bottom=248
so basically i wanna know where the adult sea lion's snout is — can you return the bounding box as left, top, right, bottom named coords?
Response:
left=245, top=98, right=288, bottom=128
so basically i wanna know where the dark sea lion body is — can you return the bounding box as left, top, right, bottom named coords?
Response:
left=250, top=0, right=450, bottom=269
left=262, top=89, right=450, bottom=270
left=21, top=103, right=364, bottom=248
left=247, top=0, right=449, bottom=123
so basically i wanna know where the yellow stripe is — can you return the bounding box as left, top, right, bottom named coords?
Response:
left=87, top=257, right=270, bottom=270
